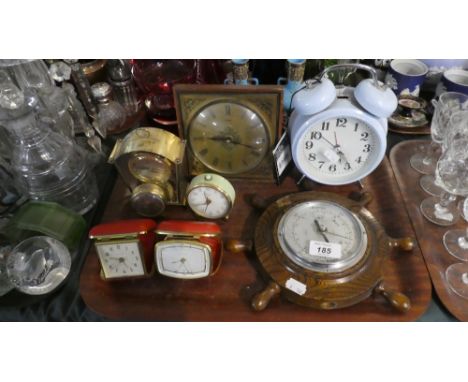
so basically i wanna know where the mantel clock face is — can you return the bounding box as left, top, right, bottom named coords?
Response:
left=174, top=84, right=283, bottom=180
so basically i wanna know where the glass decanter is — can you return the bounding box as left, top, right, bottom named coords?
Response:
left=91, top=82, right=126, bottom=136
left=0, top=81, right=98, bottom=215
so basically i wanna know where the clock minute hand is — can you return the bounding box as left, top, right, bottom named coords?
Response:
left=231, top=140, right=259, bottom=150
left=206, top=135, right=259, bottom=150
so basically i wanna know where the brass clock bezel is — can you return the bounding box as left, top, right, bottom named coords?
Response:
left=173, top=84, right=283, bottom=180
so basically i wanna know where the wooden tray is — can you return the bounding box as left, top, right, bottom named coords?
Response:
left=79, top=158, right=432, bottom=321
left=390, top=140, right=468, bottom=321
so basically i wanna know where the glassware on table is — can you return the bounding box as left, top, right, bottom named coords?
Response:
left=420, top=108, right=468, bottom=195
left=5, top=236, right=71, bottom=295
left=420, top=135, right=468, bottom=226
left=419, top=173, right=445, bottom=196
left=0, top=245, right=14, bottom=296
left=0, top=78, right=98, bottom=215
left=445, top=263, right=468, bottom=299
left=411, top=92, right=468, bottom=175
left=91, top=82, right=126, bottom=136
left=107, top=59, right=140, bottom=116
left=3, top=59, right=53, bottom=91
left=131, top=59, right=196, bottom=125
left=410, top=142, right=438, bottom=174
left=441, top=114, right=468, bottom=259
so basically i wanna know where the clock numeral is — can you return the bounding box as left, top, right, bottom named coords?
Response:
left=308, top=153, right=316, bottom=161
left=318, top=161, right=325, bottom=169
left=199, top=148, right=208, bottom=156
left=212, top=157, right=219, bottom=166
left=344, top=162, right=351, bottom=170
left=321, top=122, right=330, bottom=131
left=227, top=161, right=233, bottom=170
left=225, top=105, right=231, bottom=116
left=305, top=141, right=314, bottom=150
left=311, top=131, right=322, bottom=140
left=363, top=144, right=371, bottom=153
left=355, top=156, right=363, bottom=164
left=360, top=132, right=369, bottom=141
left=328, top=164, right=336, bottom=172
left=354, top=123, right=360, bottom=132
left=336, top=118, right=347, bottom=127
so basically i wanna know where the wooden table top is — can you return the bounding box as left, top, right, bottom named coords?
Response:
left=80, top=158, right=432, bottom=321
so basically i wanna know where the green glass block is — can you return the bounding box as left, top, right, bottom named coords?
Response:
left=0, top=201, right=86, bottom=250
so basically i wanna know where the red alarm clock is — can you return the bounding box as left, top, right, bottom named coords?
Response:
left=155, top=220, right=223, bottom=279
left=89, top=219, right=157, bottom=280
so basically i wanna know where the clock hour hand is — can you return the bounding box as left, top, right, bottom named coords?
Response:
left=313, top=219, right=330, bottom=243
left=206, top=135, right=259, bottom=150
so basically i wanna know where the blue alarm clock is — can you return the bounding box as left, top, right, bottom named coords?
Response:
left=288, top=63, right=398, bottom=186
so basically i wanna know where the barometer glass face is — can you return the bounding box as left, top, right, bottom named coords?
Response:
left=277, top=200, right=368, bottom=273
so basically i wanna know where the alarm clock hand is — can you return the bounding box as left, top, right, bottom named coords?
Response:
left=320, top=135, right=337, bottom=149
left=322, top=133, right=352, bottom=169
left=313, top=219, right=330, bottom=243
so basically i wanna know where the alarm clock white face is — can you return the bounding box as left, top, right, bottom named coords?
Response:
left=156, top=240, right=211, bottom=279
left=96, top=240, right=146, bottom=279
left=298, top=116, right=377, bottom=184
left=277, top=201, right=368, bottom=273
left=187, top=186, right=231, bottom=219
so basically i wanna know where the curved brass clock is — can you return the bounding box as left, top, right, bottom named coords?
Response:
left=174, top=84, right=283, bottom=180
left=227, top=191, right=415, bottom=312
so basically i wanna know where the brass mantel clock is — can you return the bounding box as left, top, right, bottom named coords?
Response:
left=227, top=191, right=415, bottom=312
left=173, top=84, right=283, bottom=180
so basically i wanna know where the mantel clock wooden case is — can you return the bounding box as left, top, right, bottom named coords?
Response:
left=173, top=84, right=283, bottom=180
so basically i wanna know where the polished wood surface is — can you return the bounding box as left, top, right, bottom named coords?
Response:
left=390, top=140, right=468, bottom=321
left=79, top=158, right=432, bottom=321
